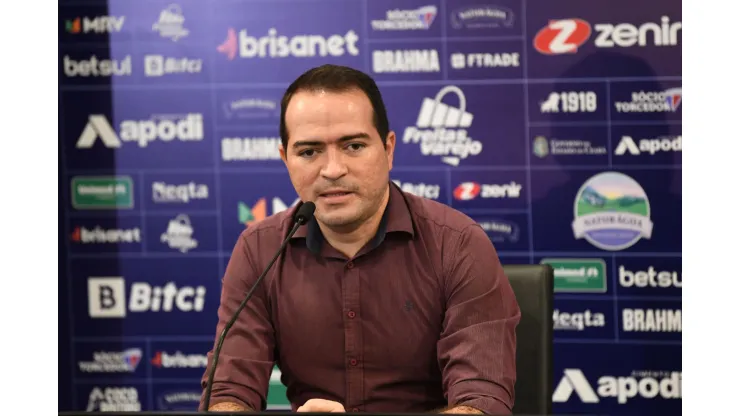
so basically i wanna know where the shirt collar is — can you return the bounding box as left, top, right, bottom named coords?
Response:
left=290, top=181, right=415, bottom=254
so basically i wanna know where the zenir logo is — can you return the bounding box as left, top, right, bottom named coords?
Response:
left=553, top=369, right=599, bottom=403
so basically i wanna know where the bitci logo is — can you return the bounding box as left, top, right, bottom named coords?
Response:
left=533, top=19, right=591, bottom=55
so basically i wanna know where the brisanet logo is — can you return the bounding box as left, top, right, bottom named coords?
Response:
left=87, top=277, right=206, bottom=318
left=553, top=369, right=681, bottom=404
left=217, top=27, right=360, bottom=60
left=533, top=16, right=681, bottom=55
left=75, top=114, right=204, bottom=148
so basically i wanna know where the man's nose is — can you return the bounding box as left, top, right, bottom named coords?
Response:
left=320, top=148, right=348, bottom=180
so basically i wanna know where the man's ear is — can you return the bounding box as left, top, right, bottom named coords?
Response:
left=385, top=131, right=396, bottom=171
left=279, top=143, right=288, bottom=165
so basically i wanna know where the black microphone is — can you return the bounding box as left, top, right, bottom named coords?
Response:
left=202, top=201, right=316, bottom=411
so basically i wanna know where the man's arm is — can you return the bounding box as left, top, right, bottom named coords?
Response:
left=199, top=230, right=276, bottom=411
left=437, top=224, right=521, bottom=415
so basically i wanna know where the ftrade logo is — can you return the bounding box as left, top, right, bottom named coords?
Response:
left=402, top=86, right=482, bottom=166
left=217, top=28, right=360, bottom=60
left=238, top=197, right=300, bottom=226
left=534, top=16, right=681, bottom=55
left=75, top=114, right=204, bottom=148
left=553, top=369, right=681, bottom=404
left=87, top=277, right=206, bottom=318
left=453, top=181, right=522, bottom=200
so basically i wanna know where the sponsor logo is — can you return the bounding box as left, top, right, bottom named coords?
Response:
left=217, top=28, right=359, bottom=60
left=152, top=181, right=209, bottom=204
left=541, top=258, right=607, bottom=293
left=86, top=387, right=141, bottom=412
left=151, top=351, right=207, bottom=368
left=65, top=16, right=125, bottom=34
left=553, top=368, right=681, bottom=404
left=371, top=6, right=437, bottom=31
left=72, top=176, right=134, bottom=209
left=534, top=16, right=681, bottom=55
left=453, top=181, right=522, bottom=200
left=223, top=98, right=279, bottom=119
left=451, top=6, right=514, bottom=29
left=238, top=197, right=300, bottom=226
left=222, top=137, right=281, bottom=161
left=144, top=55, right=202, bottom=77
left=623, top=308, right=681, bottom=332
left=78, top=349, right=142, bottom=373
left=614, top=88, right=682, bottom=113
left=533, top=135, right=607, bottom=158
left=403, top=86, right=482, bottom=166
left=450, top=52, right=520, bottom=69
left=160, top=215, right=198, bottom=253
left=478, top=219, right=520, bottom=243
left=572, top=172, right=653, bottom=251
left=63, top=55, right=132, bottom=78
left=75, top=114, right=204, bottom=149
left=619, top=265, right=681, bottom=289
left=87, top=277, right=206, bottom=318
left=156, top=391, right=202, bottom=411
left=152, top=4, right=189, bottom=41
left=553, top=309, right=605, bottom=331
left=615, top=135, right=681, bottom=156
left=392, top=180, right=440, bottom=200
left=540, top=91, right=598, bottom=113
left=71, top=226, right=141, bottom=244
left=372, top=49, right=440, bottom=73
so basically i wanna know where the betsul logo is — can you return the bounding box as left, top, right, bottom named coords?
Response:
left=533, top=19, right=591, bottom=55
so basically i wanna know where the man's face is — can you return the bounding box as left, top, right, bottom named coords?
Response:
left=280, top=88, right=395, bottom=229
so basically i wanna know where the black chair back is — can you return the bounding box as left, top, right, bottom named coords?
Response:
left=503, top=264, right=554, bottom=415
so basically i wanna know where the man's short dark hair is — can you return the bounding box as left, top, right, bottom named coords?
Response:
left=279, top=64, right=390, bottom=150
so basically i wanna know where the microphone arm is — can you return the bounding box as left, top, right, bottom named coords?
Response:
left=202, top=202, right=315, bottom=411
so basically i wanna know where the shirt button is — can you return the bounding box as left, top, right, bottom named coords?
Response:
left=347, top=310, right=356, bottom=319
left=351, top=408, right=360, bottom=412
left=350, top=358, right=358, bottom=366
left=347, top=261, right=354, bottom=269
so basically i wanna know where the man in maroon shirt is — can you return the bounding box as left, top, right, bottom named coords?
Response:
left=200, top=65, right=521, bottom=414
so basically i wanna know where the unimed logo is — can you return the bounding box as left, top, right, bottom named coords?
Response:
left=87, top=277, right=206, bottom=318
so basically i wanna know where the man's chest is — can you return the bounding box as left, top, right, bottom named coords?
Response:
left=267, top=250, right=445, bottom=379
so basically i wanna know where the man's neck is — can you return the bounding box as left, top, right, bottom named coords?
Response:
left=317, top=186, right=390, bottom=258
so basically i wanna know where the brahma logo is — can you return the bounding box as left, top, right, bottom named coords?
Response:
left=534, top=16, right=681, bottom=55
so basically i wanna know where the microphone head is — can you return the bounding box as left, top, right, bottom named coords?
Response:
left=295, top=201, right=316, bottom=224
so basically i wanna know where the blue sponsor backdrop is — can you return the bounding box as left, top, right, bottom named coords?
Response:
left=58, top=0, right=681, bottom=414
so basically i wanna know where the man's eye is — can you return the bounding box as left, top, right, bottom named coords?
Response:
left=298, top=149, right=316, bottom=157
left=347, top=143, right=365, bottom=151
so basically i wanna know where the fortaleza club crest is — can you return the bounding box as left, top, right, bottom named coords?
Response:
left=572, top=172, right=653, bottom=251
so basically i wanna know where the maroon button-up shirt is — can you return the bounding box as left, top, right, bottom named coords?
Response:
left=200, top=182, right=520, bottom=414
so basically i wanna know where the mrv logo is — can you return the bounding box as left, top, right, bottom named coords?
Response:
left=553, top=369, right=681, bottom=404
left=75, top=114, right=204, bottom=148
left=87, top=277, right=206, bottom=318
left=403, top=86, right=483, bottom=166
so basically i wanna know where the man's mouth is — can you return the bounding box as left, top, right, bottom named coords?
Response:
left=319, top=190, right=353, bottom=199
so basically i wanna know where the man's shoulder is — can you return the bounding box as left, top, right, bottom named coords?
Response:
left=402, top=191, right=479, bottom=235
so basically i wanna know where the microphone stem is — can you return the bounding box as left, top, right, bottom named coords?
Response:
left=203, top=219, right=305, bottom=411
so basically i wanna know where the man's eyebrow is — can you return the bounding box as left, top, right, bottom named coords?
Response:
left=292, top=133, right=371, bottom=149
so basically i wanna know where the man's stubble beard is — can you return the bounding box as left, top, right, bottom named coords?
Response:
left=316, top=185, right=387, bottom=230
